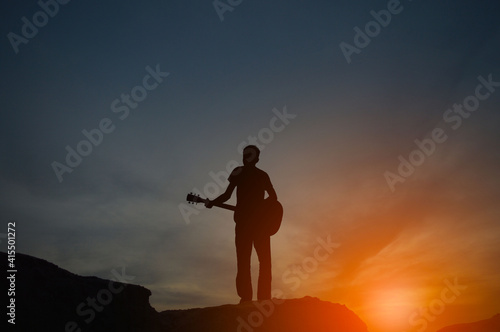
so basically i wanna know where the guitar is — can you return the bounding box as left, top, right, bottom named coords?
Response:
left=186, top=193, right=283, bottom=236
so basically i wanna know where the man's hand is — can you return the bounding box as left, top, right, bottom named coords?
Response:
left=205, top=200, right=214, bottom=209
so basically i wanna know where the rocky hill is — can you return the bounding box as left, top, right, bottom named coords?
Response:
left=4, top=251, right=369, bottom=332
left=3, top=251, right=163, bottom=332
left=437, top=314, right=500, bottom=332
left=160, top=296, right=369, bottom=331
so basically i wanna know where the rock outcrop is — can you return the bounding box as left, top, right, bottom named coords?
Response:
left=160, top=296, right=369, bottom=332
left=4, top=251, right=369, bottom=332
left=3, top=252, right=163, bottom=332
left=437, top=314, right=500, bottom=332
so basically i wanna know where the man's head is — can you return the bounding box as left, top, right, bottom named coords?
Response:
left=243, top=145, right=260, bottom=166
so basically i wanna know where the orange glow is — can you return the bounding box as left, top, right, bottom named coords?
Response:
left=265, top=143, right=500, bottom=332
left=363, top=286, right=423, bottom=331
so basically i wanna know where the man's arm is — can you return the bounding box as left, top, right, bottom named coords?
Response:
left=266, top=185, right=277, bottom=201
left=266, top=175, right=277, bottom=201
left=205, top=182, right=236, bottom=208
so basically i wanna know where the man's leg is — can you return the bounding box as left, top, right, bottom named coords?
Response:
left=235, top=223, right=253, bottom=302
left=254, top=234, right=272, bottom=300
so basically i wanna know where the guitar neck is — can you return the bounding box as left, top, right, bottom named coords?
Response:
left=213, top=202, right=236, bottom=211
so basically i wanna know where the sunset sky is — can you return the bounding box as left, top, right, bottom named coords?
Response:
left=1, top=1, right=499, bottom=332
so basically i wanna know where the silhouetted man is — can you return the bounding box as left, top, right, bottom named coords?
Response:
left=206, top=145, right=277, bottom=303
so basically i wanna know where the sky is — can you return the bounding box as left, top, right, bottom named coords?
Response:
left=1, top=1, right=499, bottom=332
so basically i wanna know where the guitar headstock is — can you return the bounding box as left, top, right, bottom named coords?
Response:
left=186, top=192, right=207, bottom=204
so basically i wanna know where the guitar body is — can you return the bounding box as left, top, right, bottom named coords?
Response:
left=186, top=193, right=283, bottom=236
left=259, top=198, right=283, bottom=236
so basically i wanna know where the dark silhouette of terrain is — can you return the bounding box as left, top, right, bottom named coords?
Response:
left=3, top=251, right=163, bottom=332
left=3, top=251, right=368, bottom=331
left=437, top=314, right=500, bottom=332
left=161, top=297, right=368, bottom=331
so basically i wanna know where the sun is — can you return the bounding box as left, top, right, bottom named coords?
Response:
left=364, top=286, right=422, bottom=331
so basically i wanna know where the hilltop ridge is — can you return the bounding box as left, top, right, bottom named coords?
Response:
left=437, top=314, right=500, bottom=332
left=3, top=251, right=369, bottom=331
